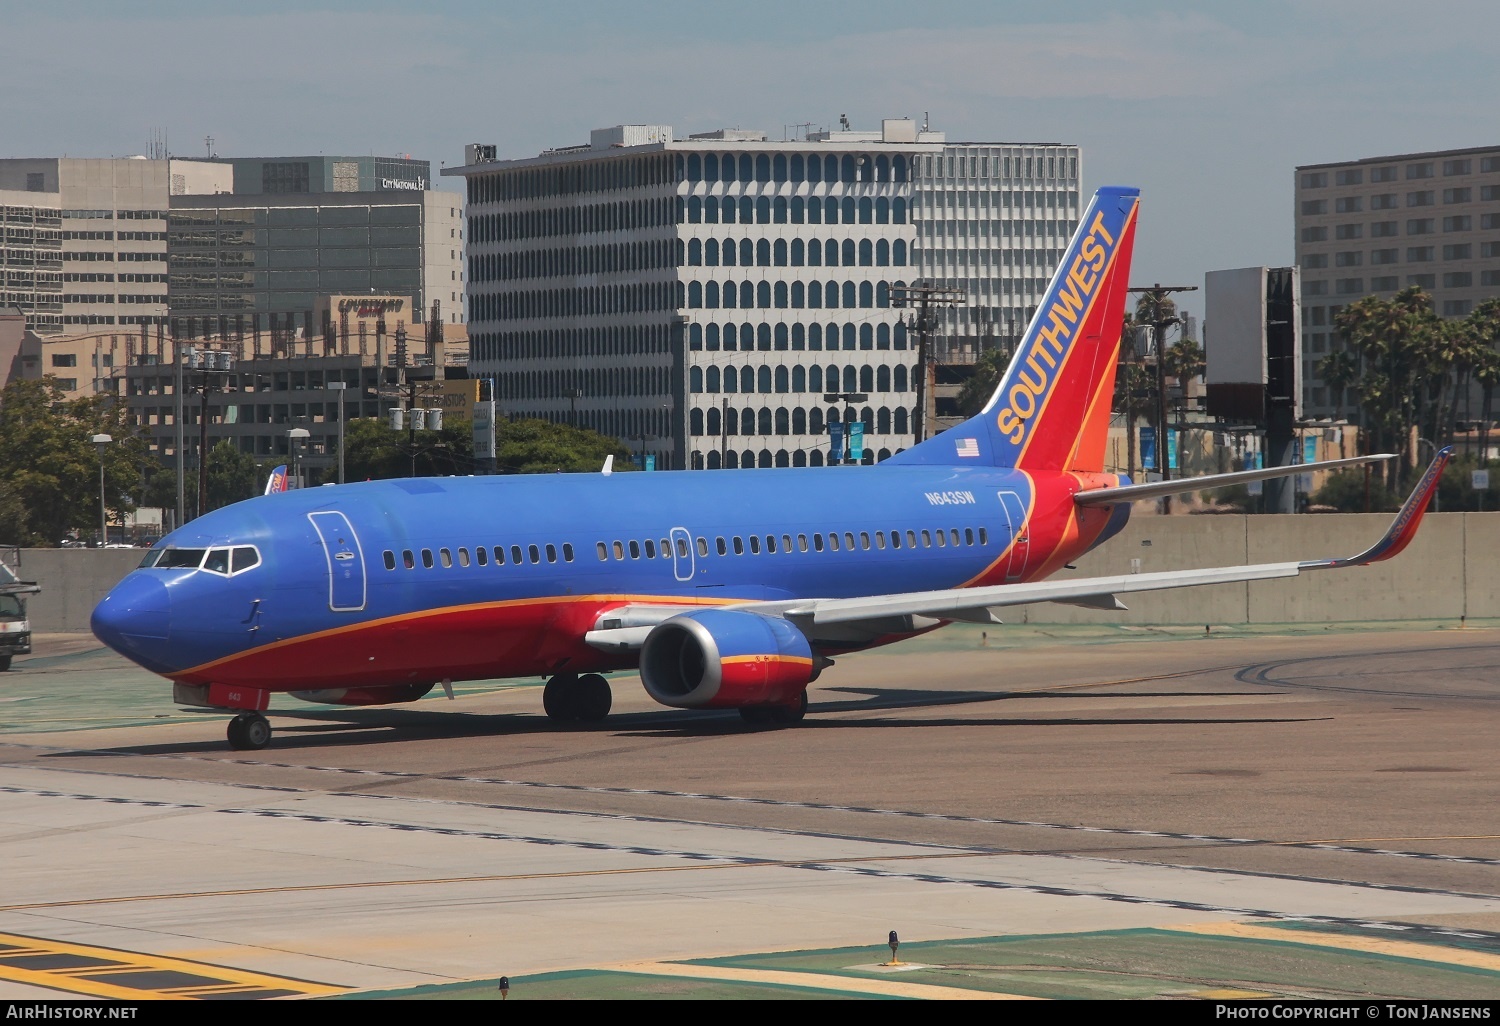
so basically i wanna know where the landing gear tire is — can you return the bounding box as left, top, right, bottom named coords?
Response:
left=0, top=653, right=11, bottom=672
left=769, top=691, right=808, bottom=725
left=227, top=712, right=271, bottom=751
left=543, top=674, right=578, bottom=722
left=572, top=673, right=612, bottom=722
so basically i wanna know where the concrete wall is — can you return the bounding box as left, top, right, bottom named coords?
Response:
left=13, top=512, right=1496, bottom=631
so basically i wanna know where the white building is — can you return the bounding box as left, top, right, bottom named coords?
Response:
left=0, top=157, right=232, bottom=334
left=445, top=121, right=1080, bottom=468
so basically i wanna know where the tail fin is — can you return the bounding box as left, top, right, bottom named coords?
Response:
left=264, top=465, right=288, bottom=495
left=886, top=186, right=1140, bottom=471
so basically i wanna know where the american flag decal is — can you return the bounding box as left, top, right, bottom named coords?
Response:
left=955, top=437, right=980, bottom=458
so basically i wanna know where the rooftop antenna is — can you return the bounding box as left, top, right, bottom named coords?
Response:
left=923, top=111, right=929, bottom=132
left=839, top=113, right=851, bottom=131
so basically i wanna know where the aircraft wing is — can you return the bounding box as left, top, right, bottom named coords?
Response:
left=1073, top=453, right=1395, bottom=506
left=584, top=448, right=1451, bottom=652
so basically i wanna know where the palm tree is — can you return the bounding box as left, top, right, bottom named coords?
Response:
left=1468, top=299, right=1500, bottom=460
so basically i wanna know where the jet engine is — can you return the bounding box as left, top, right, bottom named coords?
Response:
left=289, top=682, right=436, bottom=706
left=639, top=609, right=815, bottom=709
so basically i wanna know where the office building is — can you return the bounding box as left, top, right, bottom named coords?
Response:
left=0, top=190, right=62, bottom=335
left=1295, top=145, right=1500, bottom=417
left=0, top=157, right=232, bottom=334
left=447, top=120, right=1080, bottom=469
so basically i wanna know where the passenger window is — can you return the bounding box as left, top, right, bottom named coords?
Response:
left=733, top=536, right=744, bottom=555
left=477, top=546, right=488, bottom=566
left=935, top=531, right=946, bottom=547
left=798, top=534, right=808, bottom=552
left=951, top=529, right=962, bottom=546
left=597, top=542, right=608, bottom=561
left=715, top=537, right=727, bottom=556
left=813, top=534, right=824, bottom=552
left=528, top=545, right=540, bottom=564
left=383, top=550, right=396, bottom=571
left=613, top=541, right=624, bottom=560
left=422, top=549, right=435, bottom=568
left=749, top=535, right=760, bottom=554
left=844, top=532, right=855, bottom=550
left=697, top=537, right=709, bottom=557
left=440, top=548, right=453, bottom=568
left=921, top=530, right=932, bottom=547
left=660, top=538, right=671, bottom=557
left=231, top=547, right=260, bottom=574
left=458, top=548, right=471, bottom=567
left=676, top=538, right=690, bottom=558
left=403, top=549, right=415, bottom=568
left=494, top=546, right=507, bottom=565
left=875, top=532, right=886, bottom=550
left=629, top=540, right=641, bottom=559
left=860, top=532, right=871, bottom=550
left=511, top=545, right=523, bottom=564
left=890, top=531, right=901, bottom=549
left=781, top=534, right=792, bottom=553
left=828, top=533, right=840, bottom=552
left=965, top=528, right=975, bottom=546
left=766, top=535, right=777, bottom=554
left=978, top=527, right=988, bottom=545
left=546, top=544, right=558, bottom=563
left=645, top=539, right=657, bottom=558
left=907, top=530, right=918, bottom=548
left=563, top=543, right=574, bottom=562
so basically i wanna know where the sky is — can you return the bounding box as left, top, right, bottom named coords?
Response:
left=5, top=0, right=1498, bottom=320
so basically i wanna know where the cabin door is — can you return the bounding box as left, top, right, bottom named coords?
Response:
left=669, top=526, right=695, bottom=582
left=307, top=511, right=367, bottom=612
left=996, top=491, right=1030, bottom=582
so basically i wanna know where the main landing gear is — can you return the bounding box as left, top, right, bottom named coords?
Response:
left=543, top=672, right=613, bottom=724
left=227, top=711, right=272, bottom=751
left=738, top=690, right=808, bottom=727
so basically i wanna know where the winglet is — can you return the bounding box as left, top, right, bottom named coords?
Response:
left=602, top=455, right=614, bottom=476
left=1300, top=447, right=1452, bottom=570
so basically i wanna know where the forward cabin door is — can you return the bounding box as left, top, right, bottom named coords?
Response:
left=996, top=491, right=1030, bottom=582
left=307, top=511, right=367, bottom=612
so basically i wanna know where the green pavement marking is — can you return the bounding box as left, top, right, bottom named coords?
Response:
left=334, top=926, right=1500, bottom=1000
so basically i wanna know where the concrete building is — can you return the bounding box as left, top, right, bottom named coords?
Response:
left=0, top=191, right=62, bottom=335
left=446, top=120, right=1080, bottom=469
left=1295, top=145, right=1500, bottom=418
left=0, top=157, right=232, bottom=335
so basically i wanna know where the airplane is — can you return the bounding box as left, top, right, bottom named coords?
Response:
left=91, top=186, right=1450, bottom=751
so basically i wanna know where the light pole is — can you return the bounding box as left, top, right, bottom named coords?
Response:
left=823, top=392, right=868, bottom=465
left=328, top=381, right=347, bottom=484
left=287, top=428, right=310, bottom=490
left=91, top=433, right=112, bottom=546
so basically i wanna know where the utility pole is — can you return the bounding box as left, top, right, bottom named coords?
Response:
left=1127, top=284, right=1196, bottom=512
left=889, top=282, right=966, bottom=444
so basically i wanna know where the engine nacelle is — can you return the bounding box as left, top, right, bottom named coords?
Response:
left=289, top=682, right=436, bottom=706
left=639, top=609, right=815, bottom=709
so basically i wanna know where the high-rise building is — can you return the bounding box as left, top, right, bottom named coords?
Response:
left=0, top=157, right=232, bottom=335
left=447, top=120, right=1080, bottom=469
left=1295, top=146, right=1500, bottom=418
left=0, top=190, right=62, bottom=335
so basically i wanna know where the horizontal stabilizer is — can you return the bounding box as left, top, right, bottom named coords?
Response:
left=1074, top=454, right=1395, bottom=506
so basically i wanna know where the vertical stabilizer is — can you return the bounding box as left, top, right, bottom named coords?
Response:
left=886, top=187, right=1140, bottom=471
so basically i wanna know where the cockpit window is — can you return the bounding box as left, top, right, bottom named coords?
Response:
left=231, top=547, right=260, bottom=573
left=156, top=548, right=206, bottom=569
left=204, top=549, right=231, bottom=575
left=138, top=549, right=162, bottom=568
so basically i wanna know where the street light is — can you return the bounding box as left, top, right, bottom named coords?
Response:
left=91, top=433, right=112, bottom=546
left=328, top=381, right=347, bottom=484
left=287, top=428, right=310, bottom=490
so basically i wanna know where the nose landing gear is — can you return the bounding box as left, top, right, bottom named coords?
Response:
left=227, top=711, right=272, bottom=750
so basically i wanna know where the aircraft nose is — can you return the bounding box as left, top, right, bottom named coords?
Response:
left=92, top=573, right=171, bottom=656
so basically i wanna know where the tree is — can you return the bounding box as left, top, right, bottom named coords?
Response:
left=1113, top=313, right=1154, bottom=479
left=205, top=441, right=263, bottom=512
left=1467, top=299, right=1500, bottom=460
left=495, top=418, right=636, bottom=474
left=0, top=378, right=146, bottom=545
left=334, top=415, right=634, bottom=481
left=955, top=346, right=1012, bottom=418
